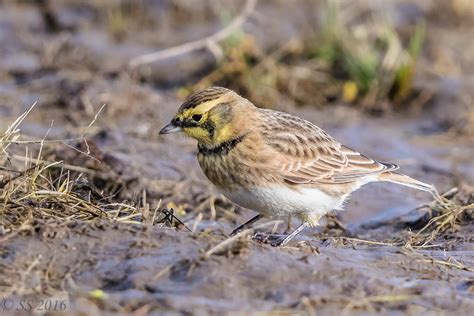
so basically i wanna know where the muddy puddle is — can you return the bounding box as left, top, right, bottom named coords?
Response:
left=1, top=1, right=473, bottom=315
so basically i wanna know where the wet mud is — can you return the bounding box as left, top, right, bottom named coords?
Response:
left=0, top=1, right=473, bottom=315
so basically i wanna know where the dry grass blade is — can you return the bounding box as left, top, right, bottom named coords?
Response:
left=0, top=102, right=37, bottom=160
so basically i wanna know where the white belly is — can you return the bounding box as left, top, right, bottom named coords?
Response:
left=220, top=185, right=345, bottom=218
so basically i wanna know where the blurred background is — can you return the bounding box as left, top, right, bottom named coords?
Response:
left=0, top=0, right=473, bottom=314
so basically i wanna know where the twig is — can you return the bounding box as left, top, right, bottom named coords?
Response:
left=161, top=208, right=192, bottom=232
left=204, top=228, right=253, bottom=258
left=203, top=220, right=283, bottom=258
left=151, top=199, right=162, bottom=225
left=192, top=213, right=203, bottom=232
left=416, top=259, right=472, bottom=271
left=153, top=264, right=173, bottom=280
left=129, top=0, right=257, bottom=67
left=324, top=236, right=399, bottom=247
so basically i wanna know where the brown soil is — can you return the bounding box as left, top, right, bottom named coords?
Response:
left=0, top=1, right=473, bottom=315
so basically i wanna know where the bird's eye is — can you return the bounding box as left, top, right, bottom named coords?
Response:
left=192, top=114, right=202, bottom=122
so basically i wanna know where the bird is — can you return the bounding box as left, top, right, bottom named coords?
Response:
left=159, top=86, right=435, bottom=246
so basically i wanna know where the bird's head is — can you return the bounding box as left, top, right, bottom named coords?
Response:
left=159, top=87, right=253, bottom=146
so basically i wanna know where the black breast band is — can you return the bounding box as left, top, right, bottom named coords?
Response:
left=198, top=135, right=246, bottom=156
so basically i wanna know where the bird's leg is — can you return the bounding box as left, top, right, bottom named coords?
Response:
left=230, top=214, right=262, bottom=235
left=279, top=222, right=309, bottom=246
left=285, top=214, right=292, bottom=233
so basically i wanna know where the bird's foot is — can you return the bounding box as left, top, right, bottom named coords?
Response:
left=252, top=233, right=288, bottom=247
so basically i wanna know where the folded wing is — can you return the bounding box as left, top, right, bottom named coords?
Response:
left=260, top=111, right=398, bottom=184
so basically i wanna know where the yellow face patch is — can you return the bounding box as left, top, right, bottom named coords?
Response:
left=182, top=126, right=210, bottom=143
left=177, top=99, right=221, bottom=122
left=174, top=96, right=236, bottom=145
left=212, top=123, right=233, bottom=144
left=175, top=99, right=223, bottom=145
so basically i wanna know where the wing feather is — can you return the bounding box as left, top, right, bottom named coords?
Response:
left=259, top=110, right=399, bottom=185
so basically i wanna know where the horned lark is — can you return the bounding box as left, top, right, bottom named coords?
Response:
left=160, top=87, right=435, bottom=246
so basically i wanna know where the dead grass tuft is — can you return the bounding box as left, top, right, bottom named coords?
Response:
left=0, top=105, right=179, bottom=239
left=405, top=188, right=473, bottom=248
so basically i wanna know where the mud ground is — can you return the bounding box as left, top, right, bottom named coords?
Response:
left=0, top=1, right=473, bottom=315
